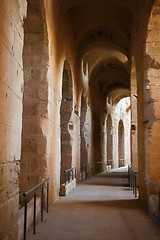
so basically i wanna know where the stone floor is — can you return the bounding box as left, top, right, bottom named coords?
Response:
left=27, top=168, right=160, bottom=240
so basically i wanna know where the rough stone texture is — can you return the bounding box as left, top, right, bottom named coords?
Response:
left=134, top=0, right=160, bottom=205
left=20, top=0, right=50, bottom=205
left=1, top=0, right=160, bottom=239
left=106, top=97, right=131, bottom=169
left=60, top=60, right=73, bottom=185
left=0, top=0, right=27, bottom=239
left=59, top=179, right=76, bottom=196
left=130, top=63, right=138, bottom=179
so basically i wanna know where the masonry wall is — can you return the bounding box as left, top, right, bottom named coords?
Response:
left=0, top=0, right=27, bottom=239
left=133, top=0, right=160, bottom=204
left=106, top=97, right=131, bottom=169
left=20, top=0, right=50, bottom=203
left=130, top=58, right=138, bottom=171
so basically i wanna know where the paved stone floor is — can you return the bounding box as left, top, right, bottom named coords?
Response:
left=27, top=168, right=160, bottom=240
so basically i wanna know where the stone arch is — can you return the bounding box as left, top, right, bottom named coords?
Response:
left=118, top=120, right=125, bottom=167
left=60, top=60, right=73, bottom=185
left=20, top=0, right=49, bottom=203
left=107, top=115, right=113, bottom=167
left=80, top=94, right=88, bottom=165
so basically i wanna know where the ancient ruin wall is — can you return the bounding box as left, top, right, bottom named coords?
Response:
left=20, top=0, right=50, bottom=203
left=0, top=0, right=27, bottom=239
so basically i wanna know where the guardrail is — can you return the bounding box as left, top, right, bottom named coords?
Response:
left=81, top=163, right=89, bottom=181
left=128, top=166, right=137, bottom=198
left=144, top=179, right=160, bottom=227
left=23, top=178, right=49, bottom=240
left=64, top=167, right=76, bottom=185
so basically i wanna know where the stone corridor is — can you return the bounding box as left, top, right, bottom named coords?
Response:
left=27, top=169, right=160, bottom=240
left=2, top=1, right=160, bottom=239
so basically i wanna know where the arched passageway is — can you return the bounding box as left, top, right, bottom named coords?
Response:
left=118, top=120, right=125, bottom=167
left=2, top=0, right=160, bottom=239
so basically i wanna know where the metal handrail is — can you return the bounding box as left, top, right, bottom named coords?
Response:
left=128, top=166, right=137, bottom=198
left=81, top=163, right=89, bottom=181
left=144, top=179, right=160, bottom=189
left=144, top=178, right=160, bottom=227
left=64, top=167, right=76, bottom=185
left=23, top=178, right=49, bottom=240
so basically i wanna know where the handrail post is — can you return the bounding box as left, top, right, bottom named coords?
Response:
left=133, top=172, right=135, bottom=195
left=132, top=171, right=134, bottom=191
left=128, top=166, right=130, bottom=182
left=85, top=165, right=87, bottom=179
left=82, top=166, right=83, bottom=181
left=47, top=181, right=49, bottom=213
left=72, top=169, right=74, bottom=180
left=135, top=173, right=137, bottom=198
left=159, top=187, right=160, bottom=227
left=23, top=178, right=49, bottom=239
left=33, top=190, right=36, bottom=234
left=64, top=171, right=66, bottom=185
left=145, top=181, right=148, bottom=213
left=41, top=183, right=44, bottom=221
left=23, top=195, right=28, bottom=240
left=130, top=169, right=132, bottom=188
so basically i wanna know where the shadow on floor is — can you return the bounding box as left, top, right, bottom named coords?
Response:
left=57, top=199, right=140, bottom=210
left=80, top=178, right=129, bottom=187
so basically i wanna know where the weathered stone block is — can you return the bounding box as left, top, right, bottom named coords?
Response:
left=59, top=179, right=76, bottom=196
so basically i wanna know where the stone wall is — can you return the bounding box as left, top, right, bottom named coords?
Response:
left=20, top=0, right=50, bottom=203
left=130, top=58, right=138, bottom=171
left=134, top=0, right=160, bottom=204
left=0, top=0, right=27, bottom=239
left=60, top=60, right=73, bottom=184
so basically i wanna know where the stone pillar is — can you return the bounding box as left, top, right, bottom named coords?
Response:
left=20, top=0, right=49, bottom=202
left=118, top=120, right=124, bottom=167
left=60, top=60, right=73, bottom=184
left=80, top=95, right=88, bottom=165
left=131, top=58, right=138, bottom=171
left=107, top=115, right=113, bottom=167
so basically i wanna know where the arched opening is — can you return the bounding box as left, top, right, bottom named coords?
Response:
left=60, top=60, right=73, bottom=185
left=107, top=115, right=113, bottom=168
left=118, top=120, right=124, bottom=167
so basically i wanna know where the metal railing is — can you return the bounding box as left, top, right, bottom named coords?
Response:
left=144, top=179, right=160, bottom=227
left=64, top=167, right=76, bottom=185
left=128, top=166, right=137, bottom=198
left=23, top=178, right=49, bottom=240
left=81, top=163, right=89, bottom=181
